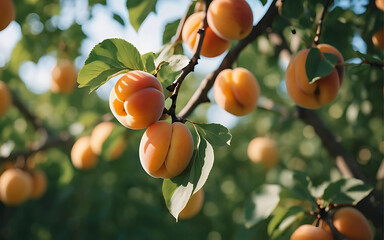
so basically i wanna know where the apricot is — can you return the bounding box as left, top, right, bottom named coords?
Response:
left=30, top=170, right=47, bottom=199
left=139, top=121, right=194, bottom=179
left=0, top=168, right=33, bottom=206
left=207, top=0, right=253, bottom=40
left=213, top=67, right=260, bottom=116
left=179, top=189, right=204, bottom=219
left=109, top=71, right=165, bottom=130
left=376, top=0, right=384, bottom=11
left=290, top=224, right=334, bottom=240
left=90, top=121, right=125, bottom=160
left=0, top=80, right=11, bottom=116
left=182, top=11, right=230, bottom=58
left=71, top=136, right=98, bottom=170
left=285, top=44, right=344, bottom=109
left=372, top=27, right=384, bottom=49
left=51, top=59, right=78, bottom=94
left=0, top=0, right=14, bottom=31
left=322, top=207, right=373, bottom=240
left=247, top=137, right=278, bottom=170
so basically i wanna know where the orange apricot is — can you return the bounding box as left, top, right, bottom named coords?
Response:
left=207, top=0, right=253, bottom=40
left=0, top=168, right=33, bottom=206
left=247, top=137, right=278, bottom=170
left=376, top=0, right=384, bottom=11
left=285, top=44, right=344, bottom=109
left=51, top=59, right=78, bottom=94
left=372, top=27, right=384, bottom=49
left=90, top=121, right=125, bottom=160
left=71, top=136, right=98, bottom=170
left=0, top=0, right=15, bottom=31
left=322, top=207, right=373, bottom=240
left=0, top=80, right=11, bottom=116
left=290, top=224, right=334, bottom=240
left=213, top=67, right=260, bottom=116
left=109, top=71, right=165, bottom=130
left=179, top=189, right=204, bottom=219
left=182, top=11, right=230, bottom=58
left=30, top=170, right=47, bottom=199
left=139, top=121, right=194, bottom=179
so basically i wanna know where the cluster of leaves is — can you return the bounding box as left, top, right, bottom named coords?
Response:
left=244, top=172, right=372, bottom=239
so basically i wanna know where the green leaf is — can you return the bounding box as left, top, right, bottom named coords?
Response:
left=127, top=0, right=157, bottom=32
left=162, top=124, right=214, bottom=220
left=244, top=184, right=281, bottom=228
left=305, top=47, right=338, bottom=84
left=141, top=52, right=156, bottom=74
left=355, top=50, right=383, bottom=64
left=113, top=13, right=125, bottom=26
left=78, top=38, right=144, bottom=92
left=322, top=178, right=372, bottom=205
left=194, top=123, right=232, bottom=146
left=268, top=206, right=305, bottom=237
left=163, top=19, right=180, bottom=44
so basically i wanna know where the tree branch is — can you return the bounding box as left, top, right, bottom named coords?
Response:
left=314, top=0, right=334, bottom=45
left=178, top=0, right=279, bottom=118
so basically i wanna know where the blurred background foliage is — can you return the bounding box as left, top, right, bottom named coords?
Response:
left=0, top=0, right=382, bottom=239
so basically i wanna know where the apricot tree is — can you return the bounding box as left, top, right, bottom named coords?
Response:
left=0, top=0, right=382, bottom=239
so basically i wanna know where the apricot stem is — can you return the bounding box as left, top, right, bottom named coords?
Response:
left=314, top=0, right=334, bottom=46
left=321, top=209, right=348, bottom=240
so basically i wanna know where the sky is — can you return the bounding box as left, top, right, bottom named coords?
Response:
left=0, top=0, right=368, bottom=129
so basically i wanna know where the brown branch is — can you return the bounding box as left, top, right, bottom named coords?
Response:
left=165, top=0, right=212, bottom=122
left=314, top=0, right=334, bottom=45
left=178, top=0, right=279, bottom=118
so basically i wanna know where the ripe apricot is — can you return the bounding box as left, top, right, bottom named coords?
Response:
left=90, top=121, right=125, bottom=160
left=71, top=136, right=98, bottom=170
left=0, top=168, right=33, bottom=206
left=290, top=224, right=334, bottom=240
left=376, top=0, right=384, bottom=11
left=0, top=80, right=11, bottom=116
left=285, top=44, right=344, bottom=109
left=0, top=0, right=14, bottom=31
left=247, top=137, right=278, bottom=170
left=30, top=170, right=47, bottom=199
left=182, top=11, right=230, bottom=58
left=109, top=71, right=165, bottom=130
left=179, top=189, right=204, bottom=219
left=51, top=59, right=78, bottom=94
left=322, top=207, right=373, bottom=240
left=372, top=27, right=384, bottom=49
left=213, top=67, right=260, bottom=116
left=207, top=0, right=253, bottom=40
left=139, top=121, right=194, bottom=179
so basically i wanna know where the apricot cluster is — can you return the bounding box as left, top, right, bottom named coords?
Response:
left=51, top=59, right=78, bottom=94
left=285, top=44, right=344, bottom=109
left=0, top=168, right=47, bottom=206
left=291, top=207, right=373, bottom=240
left=213, top=67, right=260, bottom=116
left=109, top=71, right=194, bottom=179
left=0, top=80, right=12, bottom=116
left=71, top=121, right=126, bottom=169
left=182, top=0, right=253, bottom=57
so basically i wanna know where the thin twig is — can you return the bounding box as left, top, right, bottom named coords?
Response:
left=178, top=0, right=279, bottom=118
left=165, top=0, right=211, bottom=122
left=314, top=0, right=334, bottom=45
